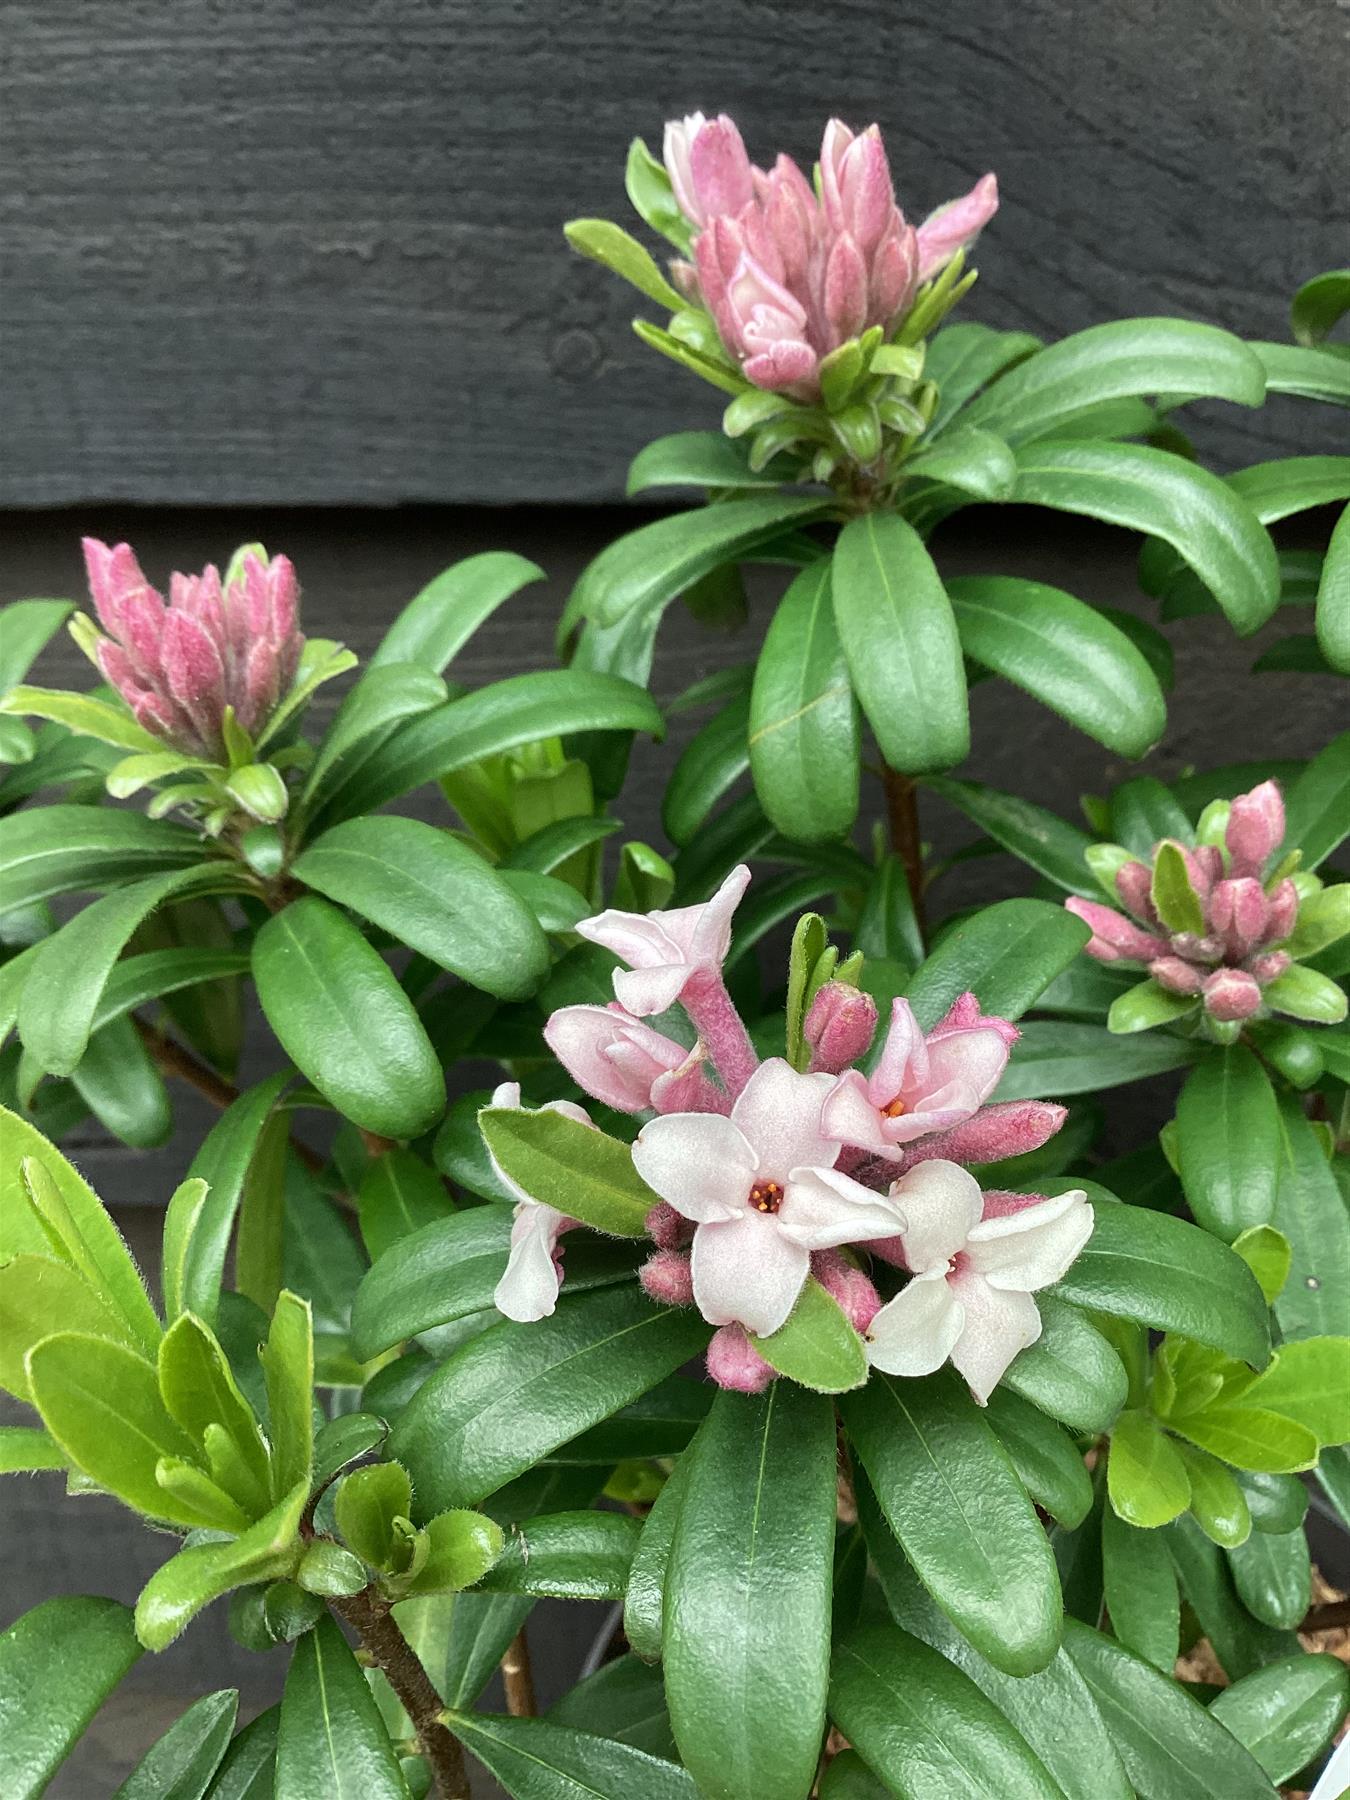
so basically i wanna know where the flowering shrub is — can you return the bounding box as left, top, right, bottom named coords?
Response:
left=0, top=118, right=1348, bottom=1800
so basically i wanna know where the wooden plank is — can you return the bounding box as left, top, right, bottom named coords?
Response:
left=2, top=0, right=1345, bottom=505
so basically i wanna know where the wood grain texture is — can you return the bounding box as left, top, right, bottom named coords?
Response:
left=2, top=0, right=1345, bottom=504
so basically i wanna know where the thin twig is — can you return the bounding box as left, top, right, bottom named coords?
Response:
left=880, top=764, right=926, bottom=942
left=501, top=1626, right=537, bottom=1716
left=330, top=1588, right=469, bottom=1800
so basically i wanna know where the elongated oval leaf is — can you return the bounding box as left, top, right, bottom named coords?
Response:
left=479, top=1106, right=654, bottom=1236
left=1283, top=730, right=1350, bottom=870
left=253, top=897, right=444, bottom=1140
left=663, top=691, right=751, bottom=845
left=276, top=1614, right=408, bottom=1799
left=1255, top=340, right=1350, bottom=404
left=904, top=898, right=1091, bottom=1029
left=370, top=550, right=544, bottom=673
left=1316, top=503, right=1350, bottom=672
left=477, top=1508, right=642, bottom=1601
left=448, top=1711, right=698, bottom=1800
left=1175, top=1047, right=1281, bottom=1241
left=623, top=1448, right=690, bottom=1662
left=995, top=1019, right=1199, bottom=1100
left=1004, top=1294, right=1129, bottom=1433
left=0, top=1596, right=142, bottom=1800
left=753, top=1276, right=868, bottom=1392
left=985, top=1386, right=1093, bottom=1526
left=297, top=662, right=447, bottom=820
left=926, top=776, right=1098, bottom=895
left=665, top=1384, right=837, bottom=1800
left=1210, top=1652, right=1349, bottom=1786
left=1101, top=1506, right=1180, bottom=1670
left=628, top=430, right=789, bottom=494
left=0, top=805, right=201, bottom=911
left=136, top=1481, right=309, bottom=1653
left=293, top=816, right=549, bottom=1000
left=112, top=1688, right=238, bottom=1800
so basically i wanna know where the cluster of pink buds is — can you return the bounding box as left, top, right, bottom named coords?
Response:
left=489, top=865, right=1093, bottom=1406
left=661, top=113, right=997, bottom=398
left=80, top=538, right=304, bottom=761
left=1066, top=779, right=1346, bottom=1030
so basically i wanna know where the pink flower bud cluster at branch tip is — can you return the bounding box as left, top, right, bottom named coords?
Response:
left=489, top=864, right=1093, bottom=1406
left=80, top=537, right=304, bottom=761
left=662, top=113, right=997, bottom=398
left=1066, top=779, right=1348, bottom=1030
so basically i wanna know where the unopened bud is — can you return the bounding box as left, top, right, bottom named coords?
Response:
left=804, top=982, right=878, bottom=1073
left=1225, top=780, right=1285, bottom=879
left=706, top=1322, right=775, bottom=1393
left=1202, top=967, right=1263, bottom=1022
left=639, top=1250, right=695, bottom=1307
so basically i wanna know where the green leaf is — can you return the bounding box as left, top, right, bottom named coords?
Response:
left=0, top=1596, right=142, bottom=1800
left=135, top=1480, right=308, bottom=1652
left=1235, top=1470, right=1308, bottom=1536
left=478, top=1107, right=654, bottom=1236
left=752, top=1276, right=868, bottom=1392
left=1175, top=1047, right=1280, bottom=1241
left=63, top=1014, right=169, bottom=1148
left=1013, top=440, right=1278, bottom=634
left=1255, top=339, right=1350, bottom=404
left=996, top=1018, right=1198, bottom=1098
left=1240, top=1335, right=1350, bottom=1443
left=1168, top=1515, right=1297, bottom=1678
left=1315, top=502, right=1350, bottom=672
left=903, top=424, right=1018, bottom=499
left=623, top=1449, right=689, bottom=1661
left=297, top=662, right=447, bottom=821
left=1270, top=1092, right=1350, bottom=1340
left=112, top=1689, right=238, bottom=1800
left=292, top=816, right=549, bottom=1001
left=18, top=864, right=231, bottom=1076
left=1111, top=775, right=1194, bottom=857
left=397, top=1507, right=504, bottom=1597
left=1104, top=980, right=1200, bottom=1035
left=476, top=1507, right=640, bottom=1601
left=547, top=1653, right=675, bottom=1760
left=390, top=1285, right=708, bottom=1510
left=1167, top=1406, right=1318, bottom=1474
left=0, top=1252, right=140, bottom=1402
left=158, top=1313, right=271, bottom=1512
left=960, top=318, right=1265, bottom=440
left=349, top=1207, right=512, bottom=1357
left=1210, top=1652, right=1347, bottom=1785
left=204, top=1706, right=277, bottom=1799
left=0, top=598, right=75, bottom=690
left=261, top=1292, right=314, bottom=1502
left=0, top=1424, right=64, bottom=1471
left=1107, top=1410, right=1191, bottom=1527
left=923, top=321, right=1043, bottom=433
left=0, top=684, right=164, bottom=753
left=663, top=690, right=751, bottom=846
left=842, top=1370, right=1061, bottom=1675
left=574, top=496, right=830, bottom=630
left=628, top=430, right=791, bottom=494
left=1281, top=729, right=1350, bottom=868
left=926, top=776, right=1098, bottom=895
left=1178, top=1443, right=1252, bottom=1547
left=1003, top=1294, right=1129, bottom=1432
left=334, top=1460, right=411, bottom=1568
left=1101, top=1506, right=1180, bottom=1670
left=447, top=1711, right=697, bottom=1800
left=1149, top=840, right=1205, bottom=935
left=356, top=1149, right=453, bottom=1265
left=565, top=216, right=687, bottom=309
left=0, top=796, right=196, bottom=910
left=662, top=1385, right=835, bottom=1800
left=1291, top=268, right=1350, bottom=344
left=1063, top=1618, right=1278, bottom=1799
left=276, top=1614, right=410, bottom=1799
left=748, top=557, right=859, bottom=842
left=371, top=551, right=544, bottom=674
left=1262, top=964, right=1347, bottom=1024
left=1227, top=1527, right=1311, bottom=1630
left=828, top=1622, right=1064, bottom=1799
left=1052, top=1203, right=1271, bottom=1367
left=905, top=898, right=1091, bottom=1029
left=832, top=512, right=968, bottom=774
left=985, top=1386, right=1093, bottom=1526
left=946, top=576, right=1166, bottom=756
left=252, top=897, right=444, bottom=1140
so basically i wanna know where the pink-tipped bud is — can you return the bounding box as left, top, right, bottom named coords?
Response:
left=543, top=1004, right=688, bottom=1114
left=914, top=172, right=999, bottom=281
left=1066, top=898, right=1170, bottom=963
left=805, top=982, right=878, bottom=1074
left=1114, top=859, right=1159, bottom=924
left=812, top=1249, right=882, bottom=1333
left=1261, top=879, right=1299, bottom=945
left=1225, top=780, right=1285, bottom=878
left=646, top=1201, right=692, bottom=1251
left=823, top=231, right=869, bottom=341
left=640, top=1249, right=695, bottom=1307
left=1202, top=967, right=1263, bottom=1022
left=1184, top=844, right=1224, bottom=900
left=688, top=114, right=755, bottom=222
left=1248, top=951, right=1291, bottom=985
left=1147, top=956, right=1205, bottom=996
left=706, top=1323, right=776, bottom=1393
left=898, top=1100, right=1067, bottom=1172
left=934, top=991, right=1020, bottom=1048
left=1209, top=878, right=1269, bottom=960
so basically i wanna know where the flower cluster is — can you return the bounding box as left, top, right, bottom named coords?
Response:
left=79, top=537, right=305, bottom=760
left=488, top=866, right=1093, bottom=1406
left=662, top=113, right=997, bottom=398
left=1067, top=779, right=1349, bottom=1031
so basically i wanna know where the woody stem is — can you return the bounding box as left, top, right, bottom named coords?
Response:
left=881, top=763, right=926, bottom=943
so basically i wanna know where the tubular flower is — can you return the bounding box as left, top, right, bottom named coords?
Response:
left=1067, top=780, right=1349, bottom=1031
left=487, top=1082, right=591, bottom=1323
left=80, top=538, right=304, bottom=760
left=661, top=114, right=996, bottom=397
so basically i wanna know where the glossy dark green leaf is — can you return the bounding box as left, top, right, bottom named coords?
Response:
left=293, top=816, right=549, bottom=1001
left=297, top=662, right=448, bottom=822
left=390, top=1284, right=708, bottom=1510
left=985, top=1385, right=1093, bottom=1526
left=662, top=690, right=751, bottom=846
left=548, top=1653, right=675, bottom=1761
left=276, top=1614, right=409, bottom=1799
left=627, top=429, right=790, bottom=493
left=828, top=1622, right=1063, bottom=1799
left=1270, top=1091, right=1350, bottom=1340
left=923, top=321, right=1043, bottom=434
left=1101, top=1505, right=1180, bottom=1671
left=1316, top=502, right=1350, bottom=672
left=477, top=1508, right=642, bottom=1601
left=842, top=1370, right=1061, bottom=1675
left=448, top=1710, right=698, bottom=1800
left=350, top=1207, right=513, bottom=1358
left=665, top=1384, right=836, bottom=1800
left=947, top=575, right=1166, bottom=756
left=1283, top=729, right=1350, bottom=869
left=904, top=898, right=1091, bottom=1029
left=0, top=1595, right=142, bottom=1800
left=624, top=1449, right=690, bottom=1662
left=832, top=511, right=968, bottom=773
left=0, top=805, right=200, bottom=909
left=112, top=1689, right=238, bottom=1800
left=253, top=897, right=444, bottom=1140
left=903, top=424, right=1018, bottom=499
left=1052, top=1203, right=1270, bottom=1367
left=1235, top=1470, right=1308, bottom=1536
left=356, top=1148, right=454, bottom=1264
left=1063, top=1618, right=1277, bottom=1799
left=1227, top=1527, right=1311, bottom=1630
left=1255, top=339, right=1350, bottom=404
left=92, top=946, right=252, bottom=1035
left=748, top=557, right=859, bottom=842
left=67, top=1014, right=171, bottom=1149
left=926, top=776, right=1098, bottom=895
left=1004, top=1294, right=1130, bottom=1433
left=1210, top=1652, right=1349, bottom=1785
left=1167, top=1517, right=1296, bottom=1679
left=370, top=551, right=544, bottom=674
left=205, top=1707, right=277, bottom=1800
left=996, top=1019, right=1199, bottom=1099
left=1174, top=1046, right=1280, bottom=1242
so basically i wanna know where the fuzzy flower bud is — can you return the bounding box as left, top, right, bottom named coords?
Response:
left=1065, top=897, right=1169, bottom=963
left=1225, top=780, right=1285, bottom=879
left=812, top=1249, right=882, bottom=1334
left=640, top=1249, right=695, bottom=1307
left=706, top=1323, right=776, bottom=1393
left=1202, top=967, right=1264, bottom=1022
left=804, top=982, right=878, bottom=1074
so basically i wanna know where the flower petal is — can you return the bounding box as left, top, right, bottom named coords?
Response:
left=612, top=962, right=693, bottom=1017
left=777, top=1165, right=908, bottom=1250
left=864, top=1269, right=963, bottom=1376
left=632, top=1112, right=754, bottom=1222
left=890, top=1159, right=984, bottom=1270
left=574, top=907, right=681, bottom=969
left=690, top=1211, right=810, bottom=1336
left=922, top=1025, right=1012, bottom=1107
left=493, top=1203, right=566, bottom=1321
left=966, top=1189, right=1094, bottom=1292
left=820, top=1068, right=892, bottom=1155
left=729, top=1058, right=840, bottom=1178
left=947, top=1270, right=1041, bottom=1404
left=870, top=997, right=924, bottom=1106
left=688, top=863, right=752, bottom=965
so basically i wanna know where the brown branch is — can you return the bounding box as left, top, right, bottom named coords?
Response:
left=501, top=1626, right=536, bottom=1716
left=881, top=764, right=926, bottom=942
left=1301, top=1598, right=1350, bottom=1635
left=330, top=1588, right=469, bottom=1800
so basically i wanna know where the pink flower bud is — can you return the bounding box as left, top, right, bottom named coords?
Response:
left=1065, top=898, right=1170, bottom=963
left=1208, top=878, right=1269, bottom=960
left=1225, top=780, right=1285, bottom=879
left=811, top=1249, right=882, bottom=1333
left=1114, top=860, right=1159, bottom=923
left=824, top=232, right=870, bottom=342
left=706, top=1322, right=775, bottom=1393
left=1147, top=956, right=1205, bottom=995
left=646, top=1201, right=693, bottom=1250
left=804, top=982, right=878, bottom=1074
left=543, top=1004, right=688, bottom=1114
left=933, top=992, right=1020, bottom=1047
left=1202, top=967, right=1263, bottom=1022
left=819, top=121, right=896, bottom=254
left=898, top=1100, right=1067, bottom=1171
left=663, top=113, right=754, bottom=226
left=640, top=1249, right=695, bottom=1307
left=1261, top=879, right=1299, bottom=945
left=870, top=221, right=920, bottom=323
left=1184, top=845, right=1223, bottom=900
left=1248, top=951, right=1291, bottom=985
left=915, top=173, right=999, bottom=281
